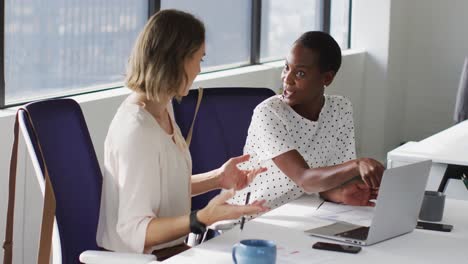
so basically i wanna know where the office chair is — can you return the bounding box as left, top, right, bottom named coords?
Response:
left=172, top=87, right=276, bottom=211
left=438, top=58, right=468, bottom=192
left=18, top=99, right=156, bottom=264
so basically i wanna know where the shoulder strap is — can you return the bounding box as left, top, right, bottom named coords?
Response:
left=3, top=112, right=20, bottom=264
left=3, top=109, right=56, bottom=264
left=185, top=87, right=204, bottom=147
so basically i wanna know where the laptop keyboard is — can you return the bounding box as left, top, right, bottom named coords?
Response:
left=336, top=226, right=370, bottom=240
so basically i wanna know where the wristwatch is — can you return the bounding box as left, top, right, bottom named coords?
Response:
left=190, top=210, right=207, bottom=234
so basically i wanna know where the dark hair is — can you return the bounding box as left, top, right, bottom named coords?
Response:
left=295, top=31, right=342, bottom=74
left=126, top=9, right=205, bottom=101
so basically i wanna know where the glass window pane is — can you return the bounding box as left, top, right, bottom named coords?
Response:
left=260, top=0, right=321, bottom=62
left=330, top=0, right=351, bottom=49
left=5, top=0, right=147, bottom=104
left=161, top=0, right=251, bottom=72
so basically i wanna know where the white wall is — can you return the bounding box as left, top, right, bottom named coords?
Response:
left=349, top=0, right=468, bottom=159
left=351, top=0, right=392, bottom=161
left=385, top=0, right=411, bottom=153
left=402, top=0, right=468, bottom=141
left=351, top=0, right=468, bottom=199
left=353, top=0, right=468, bottom=150
left=350, top=0, right=414, bottom=161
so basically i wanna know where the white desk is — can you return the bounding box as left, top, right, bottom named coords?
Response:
left=162, top=195, right=468, bottom=264
left=387, top=120, right=468, bottom=199
left=387, top=120, right=468, bottom=166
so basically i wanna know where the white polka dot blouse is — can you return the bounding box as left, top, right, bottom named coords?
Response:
left=229, top=94, right=356, bottom=219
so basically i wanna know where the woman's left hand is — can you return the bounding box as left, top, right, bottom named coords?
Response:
left=218, top=154, right=267, bottom=190
left=341, top=182, right=379, bottom=206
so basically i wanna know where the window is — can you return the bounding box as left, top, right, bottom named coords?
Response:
left=260, top=0, right=322, bottom=62
left=4, top=0, right=147, bottom=105
left=0, top=0, right=351, bottom=108
left=161, top=0, right=251, bottom=72
left=330, top=0, right=351, bottom=49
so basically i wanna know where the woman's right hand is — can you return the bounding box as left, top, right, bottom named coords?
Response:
left=197, top=189, right=269, bottom=226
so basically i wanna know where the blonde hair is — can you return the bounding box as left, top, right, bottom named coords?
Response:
left=125, top=9, right=205, bottom=101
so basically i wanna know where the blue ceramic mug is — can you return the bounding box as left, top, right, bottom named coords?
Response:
left=232, top=239, right=276, bottom=264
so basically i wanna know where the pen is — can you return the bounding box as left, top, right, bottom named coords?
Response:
left=240, top=192, right=251, bottom=231
left=316, top=199, right=325, bottom=211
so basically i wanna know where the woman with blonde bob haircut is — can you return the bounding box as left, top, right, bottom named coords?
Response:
left=97, top=9, right=268, bottom=260
left=125, top=9, right=204, bottom=101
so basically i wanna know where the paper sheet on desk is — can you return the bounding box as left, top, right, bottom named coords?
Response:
left=277, top=245, right=334, bottom=264
left=313, top=202, right=375, bottom=226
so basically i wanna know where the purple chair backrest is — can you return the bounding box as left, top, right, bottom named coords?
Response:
left=172, top=87, right=275, bottom=210
left=20, top=99, right=102, bottom=264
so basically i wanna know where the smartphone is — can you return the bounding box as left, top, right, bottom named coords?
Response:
left=312, top=242, right=361, bottom=254
left=416, top=221, right=453, bottom=232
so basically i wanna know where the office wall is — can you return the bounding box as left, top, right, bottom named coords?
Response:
left=402, top=0, right=468, bottom=141
left=354, top=0, right=468, bottom=146
left=349, top=0, right=468, bottom=159
left=351, top=0, right=392, bottom=160
left=351, top=0, right=468, bottom=200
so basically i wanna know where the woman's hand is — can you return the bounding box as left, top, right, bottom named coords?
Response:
left=217, top=154, right=267, bottom=190
left=356, top=158, right=385, bottom=188
left=197, top=190, right=269, bottom=226
left=320, top=180, right=379, bottom=206
left=340, top=181, right=379, bottom=206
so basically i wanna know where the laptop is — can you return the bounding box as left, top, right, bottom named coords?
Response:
left=305, top=160, right=432, bottom=246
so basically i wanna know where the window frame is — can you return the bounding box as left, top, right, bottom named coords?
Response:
left=0, top=0, right=350, bottom=108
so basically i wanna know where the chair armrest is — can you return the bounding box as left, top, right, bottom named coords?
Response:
left=79, top=250, right=157, bottom=264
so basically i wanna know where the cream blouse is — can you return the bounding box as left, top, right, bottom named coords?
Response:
left=97, top=98, right=192, bottom=253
